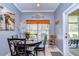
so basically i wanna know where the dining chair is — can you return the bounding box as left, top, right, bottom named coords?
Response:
left=16, top=44, right=35, bottom=56
left=34, top=35, right=47, bottom=56
left=7, top=38, right=26, bottom=56
left=11, top=35, right=18, bottom=39
left=7, top=38, right=35, bottom=56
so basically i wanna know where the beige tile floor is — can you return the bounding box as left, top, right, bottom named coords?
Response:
left=69, top=48, right=79, bottom=56
left=37, top=45, right=61, bottom=56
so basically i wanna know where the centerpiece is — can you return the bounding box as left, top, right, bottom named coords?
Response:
left=24, top=32, right=30, bottom=40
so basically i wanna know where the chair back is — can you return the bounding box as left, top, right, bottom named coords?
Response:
left=35, top=40, right=43, bottom=47
left=37, top=35, right=47, bottom=48
left=7, top=38, right=26, bottom=56
left=11, top=35, right=18, bottom=39
left=43, top=35, right=47, bottom=47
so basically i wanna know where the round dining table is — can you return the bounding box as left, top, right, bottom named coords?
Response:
left=24, top=39, right=42, bottom=50
left=25, top=39, right=42, bottom=46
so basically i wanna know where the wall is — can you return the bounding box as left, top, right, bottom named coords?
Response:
left=54, top=3, right=72, bottom=53
left=20, top=12, right=55, bottom=35
left=0, top=3, right=21, bottom=56
left=0, top=3, right=73, bottom=55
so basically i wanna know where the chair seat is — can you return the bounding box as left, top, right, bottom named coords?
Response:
left=25, top=49, right=33, bottom=52
left=34, top=46, right=44, bottom=51
left=39, top=44, right=44, bottom=47
left=25, top=50, right=35, bottom=56
left=25, top=50, right=33, bottom=53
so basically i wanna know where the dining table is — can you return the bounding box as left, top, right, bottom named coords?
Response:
left=26, top=39, right=42, bottom=45
left=25, top=39, right=42, bottom=49
left=15, top=39, right=42, bottom=55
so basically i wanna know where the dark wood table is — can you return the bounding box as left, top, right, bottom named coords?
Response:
left=15, top=40, right=42, bottom=56
left=25, top=40, right=42, bottom=49
left=26, top=40, right=42, bottom=45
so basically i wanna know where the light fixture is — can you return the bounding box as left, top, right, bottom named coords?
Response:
left=37, top=3, right=40, bottom=7
left=55, top=20, right=60, bottom=25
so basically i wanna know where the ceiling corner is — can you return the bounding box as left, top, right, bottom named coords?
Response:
left=13, top=3, right=22, bottom=12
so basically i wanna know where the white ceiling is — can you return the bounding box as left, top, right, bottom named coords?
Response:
left=14, top=3, right=60, bottom=12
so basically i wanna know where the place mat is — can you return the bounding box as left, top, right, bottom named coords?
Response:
left=51, top=52, right=63, bottom=56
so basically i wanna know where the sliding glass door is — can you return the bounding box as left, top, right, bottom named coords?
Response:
left=27, top=24, right=49, bottom=41
left=26, top=20, right=49, bottom=41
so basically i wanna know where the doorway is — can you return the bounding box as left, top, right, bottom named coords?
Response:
left=63, top=4, right=79, bottom=56
left=68, top=9, right=79, bottom=56
left=26, top=24, right=49, bottom=41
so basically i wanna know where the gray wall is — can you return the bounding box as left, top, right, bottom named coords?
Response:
left=0, top=3, right=21, bottom=56
left=54, top=3, right=72, bottom=53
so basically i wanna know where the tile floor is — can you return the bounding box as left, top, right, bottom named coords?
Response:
left=37, top=45, right=61, bottom=56
left=69, top=48, right=79, bottom=56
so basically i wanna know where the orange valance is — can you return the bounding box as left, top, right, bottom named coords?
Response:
left=24, top=20, right=50, bottom=24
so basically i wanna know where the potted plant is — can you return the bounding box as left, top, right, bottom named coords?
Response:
left=24, top=32, right=30, bottom=40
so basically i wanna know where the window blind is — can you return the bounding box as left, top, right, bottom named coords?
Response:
left=24, top=20, right=50, bottom=24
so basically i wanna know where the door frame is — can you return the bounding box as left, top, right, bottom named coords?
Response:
left=63, top=3, right=79, bottom=56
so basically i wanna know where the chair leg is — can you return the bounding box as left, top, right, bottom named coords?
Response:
left=44, top=50, right=45, bottom=56
left=36, top=51, right=38, bottom=56
left=35, top=50, right=38, bottom=56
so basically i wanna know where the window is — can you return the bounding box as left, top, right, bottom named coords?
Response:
left=26, top=20, right=49, bottom=41
left=68, top=16, right=79, bottom=40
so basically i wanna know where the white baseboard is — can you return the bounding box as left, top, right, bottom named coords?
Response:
left=57, top=48, right=64, bottom=56
left=58, top=48, right=74, bottom=56
left=5, top=53, right=10, bottom=56
left=67, top=52, right=74, bottom=56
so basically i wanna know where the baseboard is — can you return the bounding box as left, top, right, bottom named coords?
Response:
left=5, top=53, right=10, bottom=56
left=57, top=48, right=64, bottom=56
left=58, top=48, right=74, bottom=56
left=67, top=52, right=74, bottom=56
